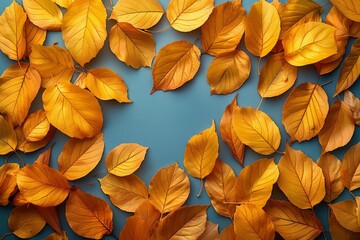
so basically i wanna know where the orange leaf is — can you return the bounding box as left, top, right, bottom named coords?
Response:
left=0, top=163, right=19, bottom=205
left=341, top=142, right=360, bottom=191
left=219, top=224, right=236, bottom=240
left=44, top=231, right=69, bottom=240
left=12, top=192, right=28, bottom=207
left=0, top=116, right=17, bottom=155
left=24, top=19, right=46, bottom=57
left=17, top=125, right=56, bottom=153
left=54, top=0, right=74, bottom=8
left=36, top=206, right=62, bottom=234
left=329, top=208, right=360, bottom=240
left=119, top=215, right=150, bottom=240
left=344, top=90, right=360, bottom=125
left=134, top=200, right=161, bottom=235
left=329, top=200, right=360, bottom=232
left=199, top=221, right=219, bottom=240
left=22, top=110, right=50, bottom=142
left=34, top=144, right=54, bottom=166
left=330, top=0, right=360, bottom=22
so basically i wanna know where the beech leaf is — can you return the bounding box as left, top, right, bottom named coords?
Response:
left=0, top=116, right=17, bottom=155
left=329, top=200, right=360, bottom=232
left=341, top=142, right=360, bottom=191
left=22, top=110, right=50, bottom=142
left=23, top=0, right=62, bottom=30
left=330, top=0, right=360, bottom=22
left=0, top=163, right=19, bottom=205
left=119, top=215, right=150, bottom=240
left=344, top=90, right=360, bottom=125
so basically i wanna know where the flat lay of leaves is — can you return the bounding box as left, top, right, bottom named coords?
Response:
left=0, top=0, right=360, bottom=239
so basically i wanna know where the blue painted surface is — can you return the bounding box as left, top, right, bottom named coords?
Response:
left=0, top=0, right=359, bottom=239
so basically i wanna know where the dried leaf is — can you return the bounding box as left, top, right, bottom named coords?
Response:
left=24, top=19, right=46, bottom=57
left=272, top=0, right=284, bottom=12
left=13, top=192, right=28, bottom=207
left=22, top=110, right=50, bottom=142
left=198, top=221, right=219, bottom=240
left=219, top=224, right=236, bottom=240
left=151, top=40, right=201, bottom=93
left=329, top=209, right=360, bottom=240
left=341, top=142, right=360, bottom=191
left=23, top=0, right=62, bottom=30
left=134, top=200, right=160, bottom=235
left=207, top=50, right=251, bottom=95
left=74, top=72, right=87, bottom=89
left=36, top=206, right=62, bottom=234
left=0, top=116, right=17, bottom=155
left=44, top=231, right=69, bottom=240
left=350, top=22, right=360, bottom=38
left=329, top=200, right=360, bottom=232
left=119, top=215, right=150, bottom=240
left=17, top=125, right=55, bottom=153
left=34, top=144, right=53, bottom=166
left=344, top=90, right=360, bottom=125
left=330, top=0, right=360, bottom=22
left=0, top=163, right=19, bottom=205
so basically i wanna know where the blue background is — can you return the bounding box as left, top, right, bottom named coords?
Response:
left=0, top=0, right=359, bottom=239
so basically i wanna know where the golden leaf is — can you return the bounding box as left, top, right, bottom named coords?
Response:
left=277, top=145, right=325, bottom=209
left=245, top=0, right=280, bottom=57
left=149, top=162, right=190, bottom=214
left=110, top=22, right=155, bottom=69
left=0, top=63, right=41, bottom=126
left=34, top=144, right=53, bottom=166
left=8, top=204, right=46, bottom=239
left=207, top=50, right=251, bottom=95
left=0, top=163, right=19, bottom=205
left=318, top=101, right=355, bottom=153
left=54, top=0, right=73, bottom=8
left=199, top=221, right=219, bottom=240
left=341, top=142, right=360, bottom=191
left=204, top=159, right=238, bottom=218
left=166, top=0, right=214, bottom=32
left=272, top=0, right=284, bottom=12
left=44, top=231, right=69, bottom=240
left=264, top=200, right=323, bottom=240
left=0, top=1, right=26, bottom=60
left=232, top=107, right=281, bottom=155
left=151, top=40, right=201, bottom=93
left=317, top=153, right=344, bottom=202
left=16, top=164, right=70, bottom=207
left=219, top=224, right=236, bottom=240
left=334, top=39, right=360, bottom=96
left=24, top=19, right=46, bottom=57
left=23, top=0, right=62, bottom=30
left=73, top=72, right=87, bottom=89
left=58, top=133, right=104, bottom=180
left=201, top=2, right=246, bottom=56
left=65, top=188, right=113, bottom=239
left=351, top=22, right=360, bottom=38
left=62, top=0, right=107, bottom=66
left=234, top=204, right=275, bottom=240
left=119, top=215, right=150, bottom=240
left=99, top=173, right=148, bottom=212
left=283, top=22, right=337, bottom=66
left=85, top=68, right=131, bottom=103
left=258, top=53, right=297, bottom=98
left=329, top=200, right=360, bottom=232
left=0, top=116, right=17, bottom=155
left=134, top=200, right=161, bottom=235
left=329, top=209, right=360, bottom=240
left=110, top=0, right=164, bottom=29
left=22, top=110, right=50, bottom=142
left=344, top=90, right=360, bottom=125
left=42, top=81, right=103, bottom=139
left=184, top=120, right=219, bottom=179
left=235, top=158, right=279, bottom=208
left=36, top=206, right=62, bottom=234
left=106, top=143, right=148, bottom=177
left=13, top=192, right=28, bottom=207
left=282, top=83, right=329, bottom=143
left=17, top=125, right=55, bottom=153
left=330, top=0, right=360, bottom=22
left=29, top=45, right=75, bottom=88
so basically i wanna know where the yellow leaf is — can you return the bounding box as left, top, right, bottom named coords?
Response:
left=54, top=0, right=74, bottom=8
left=329, top=200, right=360, bottom=232
left=134, top=200, right=161, bottom=234
left=317, top=153, right=344, bottom=202
left=29, top=45, right=75, bottom=88
left=44, top=231, right=69, bottom=240
left=272, top=0, right=284, bottom=12
left=220, top=96, right=245, bottom=166
left=24, top=19, right=46, bottom=57
left=110, top=0, right=164, bottom=29
left=277, top=145, right=325, bottom=209
left=283, top=22, right=337, bottom=66
left=166, top=0, right=214, bottom=32
left=99, top=173, right=148, bottom=212
left=282, top=83, right=329, bottom=143
left=0, top=116, right=17, bottom=155
left=258, top=53, right=298, bottom=98
left=184, top=120, right=219, bottom=179
left=66, top=188, right=113, bottom=239
left=23, top=0, right=63, bottom=30
left=0, top=63, right=41, bottom=126
left=16, top=164, right=70, bottom=207
left=344, top=90, right=360, bottom=125
left=235, top=158, right=279, bottom=208
left=329, top=209, right=360, bottom=240
left=232, top=107, right=281, bottom=155
left=234, top=204, right=275, bottom=240
left=119, top=215, right=150, bottom=240
left=149, top=162, right=190, bottom=214
left=330, top=0, right=360, bottom=22
left=151, top=40, right=201, bottom=93
left=62, top=0, right=107, bottom=66
left=201, top=2, right=246, bottom=56
left=33, top=144, right=53, bottom=166
left=17, top=125, right=55, bottom=153
left=42, top=81, right=103, bottom=139
left=8, top=204, right=46, bottom=239
left=13, top=192, right=28, bottom=207
left=0, top=1, right=26, bottom=60
left=73, top=72, right=87, bottom=89
left=0, top=163, right=19, bottom=205
left=341, top=142, right=360, bottom=191
left=106, top=143, right=148, bottom=177
left=318, top=101, right=355, bottom=153
left=22, top=110, right=50, bottom=142
left=85, top=68, right=131, bottom=103
left=245, top=0, right=280, bottom=57
left=219, top=224, right=236, bottom=240
left=199, top=221, right=219, bottom=240
left=205, top=159, right=238, bottom=218
left=58, top=133, right=104, bottom=180
left=207, top=50, right=251, bottom=95
left=264, top=200, right=323, bottom=240
left=110, top=22, right=155, bottom=69
left=36, top=206, right=62, bottom=234
left=334, top=39, right=360, bottom=96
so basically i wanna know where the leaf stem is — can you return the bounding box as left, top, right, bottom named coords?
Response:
left=256, top=97, right=263, bottom=110
left=349, top=190, right=356, bottom=199
left=275, top=150, right=285, bottom=155
left=320, top=80, right=332, bottom=87
left=145, top=24, right=171, bottom=34
left=197, top=178, right=204, bottom=197
left=223, top=201, right=241, bottom=205
left=0, top=233, right=12, bottom=240
left=5, top=153, right=13, bottom=163
left=14, top=150, right=24, bottom=166
left=73, top=182, right=94, bottom=189
left=257, top=57, right=262, bottom=75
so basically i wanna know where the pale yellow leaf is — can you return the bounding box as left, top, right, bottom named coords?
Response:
left=341, top=142, right=360, bottom=191
left=22, top=110, right=50, bottom=142
left=344, top=90, right=360, bottom=125
left=24, top=19, right=46, bottom=57
left=199, top=221, right=219, bottom=240
left=0, top=116, right=17, bottom=155
left=330, top=0, right=360, bottom=22
left=329, top=200, right=360, bottom=232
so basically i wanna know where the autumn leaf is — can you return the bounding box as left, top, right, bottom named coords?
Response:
left=22, top=110, right=50, bottom=142
left=282, top=82, right=329, bottom=143
left=277, top=145, right=325, bottom=209
left=42, top=81, right=103, bottom=139
left=36, top=206, right=62, bottom=234
left=16, top=164, right=70, bottom=207
left=119, top=215, right=150, bottom=240
left=24, top=19, right=46, bottom=57
left=149, top=162, right=190, bottom=214
left=34, top=144, right=53, bottom=166
left=62, top=0, right=107, bottom=66
left=258, top=53, right=298, bottom=98
left=23, top=0, right=62, bottom=30
left=134, top=200, right=160, bottom=235
left=44, top=231, right=69, bottom=240
left=318, top=101, right=355, bottom=153
left=235, top=158, right=279, bottom=208
left=73, top=72, right=87, bottom=89
left=58, top=133, right=104, bottom=180
left=330, top=0, right=360, bottom=22
left=201, top=2, right=246, bottom=56
left=245, top=0, right=280, bottom=57
left=329, top=200, right=360, bottom=232
left=0, top=163, right=19, bottom=205
left=351, top=22, right=360, bottom=38
left=344, top=90, right=360, bottom=125
left=232, top=107, right=281, bottom=155
left=66, top=188, right=113, bottom=239
left=151, top=40, right=201, bottom=93
left=12, top=192, right=28, bottom=207
left=283, top=22, right=337, bottom=66
left=199, top=221, right=219, bottom=240
left=166, top=0, right=214, bottom=32
left=17, top=125, right=55, bottom=153
left=110, top=22, right=155, bottom=69
left=264, top=200, right=323, bottom=240
left=0, top=116, right=17, bottom=155
left=219, top=224, right=236, bottom=240
left=110, top=0, right=164, bottom=29
left=99, top=173, right=148, bottom=212
left=54, top=0, right=73, bottom=8
left=329, top=209, right=360, bottom=240
left=341, top=142, right=360, bottom=191
left=207, top=50, right=251, bottom=95
left=234, top=204, right=275, bottom=240
left=0, top=1, right=26, bottom=60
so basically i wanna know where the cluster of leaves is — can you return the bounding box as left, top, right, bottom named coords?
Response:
left=0, top=0, right=360, bottom=239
